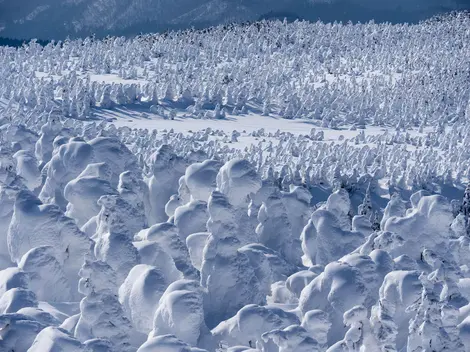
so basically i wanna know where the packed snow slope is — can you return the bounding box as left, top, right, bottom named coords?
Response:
left=0, top=0, right=469, bottom=39
left=2, top=16, right=470, bottom=352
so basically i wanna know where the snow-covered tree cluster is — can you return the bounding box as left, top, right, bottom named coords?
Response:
left=1, top=15, right=470, bottom=128
left=0, top=14, right=470, bottom=352
left=0, top=114, right=468, bottom=351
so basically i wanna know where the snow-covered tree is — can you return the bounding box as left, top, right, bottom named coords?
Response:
left=75, top=258, right=135, bottom=351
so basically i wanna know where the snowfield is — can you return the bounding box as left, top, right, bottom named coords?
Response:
left=0, top=15, right=470, bottom=352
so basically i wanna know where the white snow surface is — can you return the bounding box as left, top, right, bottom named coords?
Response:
left=0, top=16, right=470, bottom=352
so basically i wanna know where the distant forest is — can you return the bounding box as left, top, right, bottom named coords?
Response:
left=0, top=10, right=468, bottom=48
left=0, top=37, right=49, bottom=47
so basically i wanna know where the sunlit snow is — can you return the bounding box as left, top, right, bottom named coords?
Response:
left=0, top=14, right=469, bottom=352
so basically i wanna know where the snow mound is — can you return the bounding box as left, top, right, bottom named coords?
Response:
left=138, top=334, right=208, bottom=352
left=383, top=193, right=454, bottom=260
left=17, top=307, right=61, bottom=327
left=0, top=267, right=29, bottom=297
left=29, top=326, right=84, bottom=352
left=306, top=208, right=363, bottom=266
left=119, top=264, right=181, bottom=333
left=8, top=190, right=91, bottom=290
left=262, top=324, right=322, bottom=351
left=13, top=149, right=41, bottom=191
left=201, top=190, right=265, bottom=328
left=186, top=232, right=209, bottom=271
left=217, top=159, right=262, bottom=208
left=185, top=159, right=222, bottom=201
left=299, top=252, right=392, bottom=344
left=0, top=288, right=38, bottom=314
left=39, top=138, right=94, bottom=208
left=18, top=246, right=73, bottom=302
left=148, top=145, right=187, bottom=224
left=174, top=200, right=209, bottom=242
left=151, top=279, right=206, bottom=346
left=64, top=162, right=118, bottom=227
left=0, top=313, right=47, bottom=352
left=212, top=304, right=299, bottom=348
left=135, top=222, right=198, bottom=279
